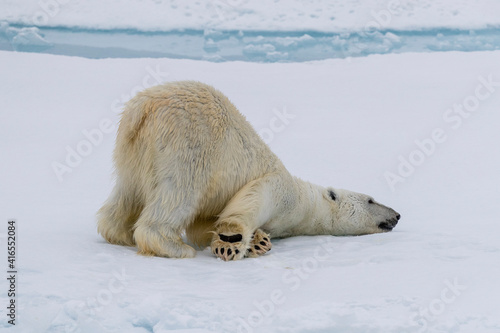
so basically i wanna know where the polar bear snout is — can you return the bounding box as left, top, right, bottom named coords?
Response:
left=378, top=213, right=400, bottom=231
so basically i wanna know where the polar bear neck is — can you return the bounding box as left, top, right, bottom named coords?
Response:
left=264, top=177, right=334, bottom=238
left=294, top=178, right=335, bottom=236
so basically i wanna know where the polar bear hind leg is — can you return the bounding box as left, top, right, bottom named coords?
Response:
left=97, top=183, right=141, bottom=246
left=132, top=181, right=198, bottom=259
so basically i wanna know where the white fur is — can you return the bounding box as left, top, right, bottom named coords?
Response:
left=97, top=81, right=400, bottom=259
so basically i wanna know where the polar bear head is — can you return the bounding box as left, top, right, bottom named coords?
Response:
left=325, top=188, right=400, bottom=236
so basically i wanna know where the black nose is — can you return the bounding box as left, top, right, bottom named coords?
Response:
left=396, top=213, right=401, bottom=220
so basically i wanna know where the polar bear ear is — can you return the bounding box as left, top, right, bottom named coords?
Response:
left=328, top=190, right=336, bottom=201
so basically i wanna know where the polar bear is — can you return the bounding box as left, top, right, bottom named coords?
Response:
left=97, top=81, right=400, bottom=261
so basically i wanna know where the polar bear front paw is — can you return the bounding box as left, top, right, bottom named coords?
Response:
left=211, top=233, right=247, bottom=261
left=246, top=229, right=272, bottom=258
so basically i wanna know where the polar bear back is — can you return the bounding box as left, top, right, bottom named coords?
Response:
left=114, top=81, right=287, bottom=219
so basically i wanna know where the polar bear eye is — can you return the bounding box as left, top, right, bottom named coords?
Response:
left=368, top=199, right=374, bottom=204
left=328, top=190, right=336, bottom=201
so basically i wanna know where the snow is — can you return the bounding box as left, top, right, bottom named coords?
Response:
left=2, top=26, right=51, bottom=49
left=1, top=1, right=500, bottom=61
left=1, top=0, right=500, bottom=331
left=1, top=0, right=500, bottom=32
left=1, top=49, right=500, bottom=332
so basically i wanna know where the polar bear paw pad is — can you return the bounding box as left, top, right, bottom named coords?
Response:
left=211, top=235, right=247, bottom=261
left=246, top=229, right=272, bottom=258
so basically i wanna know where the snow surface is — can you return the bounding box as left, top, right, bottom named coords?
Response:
left=1, top=49, right=500, bottom=332
left=1, top=0, right=500, bottom=32
left=1, top=1, right=500, bottom=332
left=1, top=1, right=500, bottom=61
